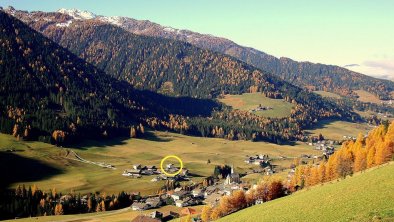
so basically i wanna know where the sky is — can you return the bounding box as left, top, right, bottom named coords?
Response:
left=1, top=0, right=393, bottom=80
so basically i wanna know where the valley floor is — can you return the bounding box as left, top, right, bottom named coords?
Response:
left=1, top=130, right=320, bottom=195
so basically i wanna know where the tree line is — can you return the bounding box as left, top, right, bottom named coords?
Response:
left=288, top=120, right=393, bottom=190
left=0, top=184, right=139, bottom=220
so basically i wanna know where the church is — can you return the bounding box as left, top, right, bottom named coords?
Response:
left=224, top=165, right=240, bottom=185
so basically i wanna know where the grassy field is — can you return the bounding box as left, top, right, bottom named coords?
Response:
left=219, top=93, right=294, bottom=118
left=0, top=131, right=319, bottom=195
left=219, top=162, right=394, bottom=222
left=313, top=91, right=342, bottom=99
left=5, top=205, right=204, bottom=222
left=304, top=119, right=373, bottom=141
left=355, top=90, right=384, bottom=104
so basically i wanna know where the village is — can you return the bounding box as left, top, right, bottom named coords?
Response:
left=128, top=164, right=251, bottom=222
left=119, top=134, right=348, bottom=221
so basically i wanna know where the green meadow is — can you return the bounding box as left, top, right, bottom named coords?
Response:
left=219, top=162, right=394, bottom=222
left=0, top=130, right=319, bottom=196
left=219, top=93, right=294, bottom=118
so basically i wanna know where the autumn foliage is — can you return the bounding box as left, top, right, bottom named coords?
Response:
left=203, top=178, right=284, bottom=221
left=288, top=121, right=394, bottom=191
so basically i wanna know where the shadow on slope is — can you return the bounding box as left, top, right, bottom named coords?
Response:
left=0, top=152, right=63, bottom=190
left=135, top=89, right=222, bottom=117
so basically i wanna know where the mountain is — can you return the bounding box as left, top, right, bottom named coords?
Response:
left=1, top=8, right=358, bottom=144
left=39, top=8, right=394, bottom=100
left=0, top=10, right=220, bottom=144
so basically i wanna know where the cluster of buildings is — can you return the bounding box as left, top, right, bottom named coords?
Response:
left=122, top=163, right=189, bottom=181
left=307, top=140, right=336, bottom=157
left=244, top=154, right=270, bottom=165
left=250, top=104, right=273, bottom=113
left=130, top=166, right=246, bottom=214
left=244, top=154, right=274, bottom=175
left=130, top=208, right=199, bottom=222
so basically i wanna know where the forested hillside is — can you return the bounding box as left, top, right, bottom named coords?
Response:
left=0, top=10, right=359, bottom=144
left=1, top=9, right=361, bottom=144
left=0, top=11, right=220, bottom=144
left=21, top=7, right=393, bottom=100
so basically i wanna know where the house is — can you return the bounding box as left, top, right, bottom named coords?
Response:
left=149, top=211, right=163, bottom=220
left=259, top=160, right=271, bottom=168
left=265, top=168, right=274, bottom=175
left=171, top=190, right=189, bottom=201
left=133, top=164, right=142, bottom=170
left=151, top=177, right=160, bottom=182
left=131, top=215, right=160, bottom=222
left=192, top=188, right=204, bottom=197
left=244, top=158, right=254, bottom=164
left=162, top=211, right=180, bottom=221
left=258, top=154, right=268, bottom=160
left=131, top=202, right=151, bottom=211
left=253, top=160, right=262, bottom=165
left=175, top=200, right=188, bottom=207
left=141, top=170, right=155, bottom=175
left=174, top=187, right=183, bottom=192
left=180, top=169, right=189, bottom=177
left=146, top=165, right=157, bottom=170
left=166, top=163, right=174, bottom=169
left=145, top=197, right=162, bottom=208
left=255, top=199, right=264, bottom=205
left=122, top=169, right=142, bottom=177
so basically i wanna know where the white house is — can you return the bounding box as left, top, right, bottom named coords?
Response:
left=175, top=200, right=188, bottom=207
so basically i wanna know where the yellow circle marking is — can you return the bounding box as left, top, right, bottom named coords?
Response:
left=160, top=155, right=183, bottom=177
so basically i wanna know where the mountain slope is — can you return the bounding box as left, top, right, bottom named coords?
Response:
left=4, top=9, right=347, bottom=104
left=38, top=8, right=394, bottom=100
left=0, top=11, right=220, bottom=143
left=110, top=13, right=394, bottom=100
left=2, top=8, right=359, bottom=143
left=219, top=162, right=394, bottom=222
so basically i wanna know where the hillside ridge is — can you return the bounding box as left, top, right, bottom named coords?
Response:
left=18, top=7, right=394, bottom=100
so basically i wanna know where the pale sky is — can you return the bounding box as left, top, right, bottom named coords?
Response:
left=1, top=0, right=393, bottom=80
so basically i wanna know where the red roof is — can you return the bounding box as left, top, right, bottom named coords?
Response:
left=181, top=207, right=197, bottom=215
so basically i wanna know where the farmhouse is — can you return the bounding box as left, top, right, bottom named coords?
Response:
left=171, top=190, right=190, bottom=201
left=145, top=197, right=162, bottom=208
left=133, top=164, right=142, bottom=170
left=175, top=200, right=188, bottom=207
left=149, top=211, right=163, bottom=220
left=131, top=202, right=151, bottom=211
left=146, top=165, right=157, bottom=170
left=192, top=188, right=204, bottom=197
left=122, top=169, right=142, bottom=178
